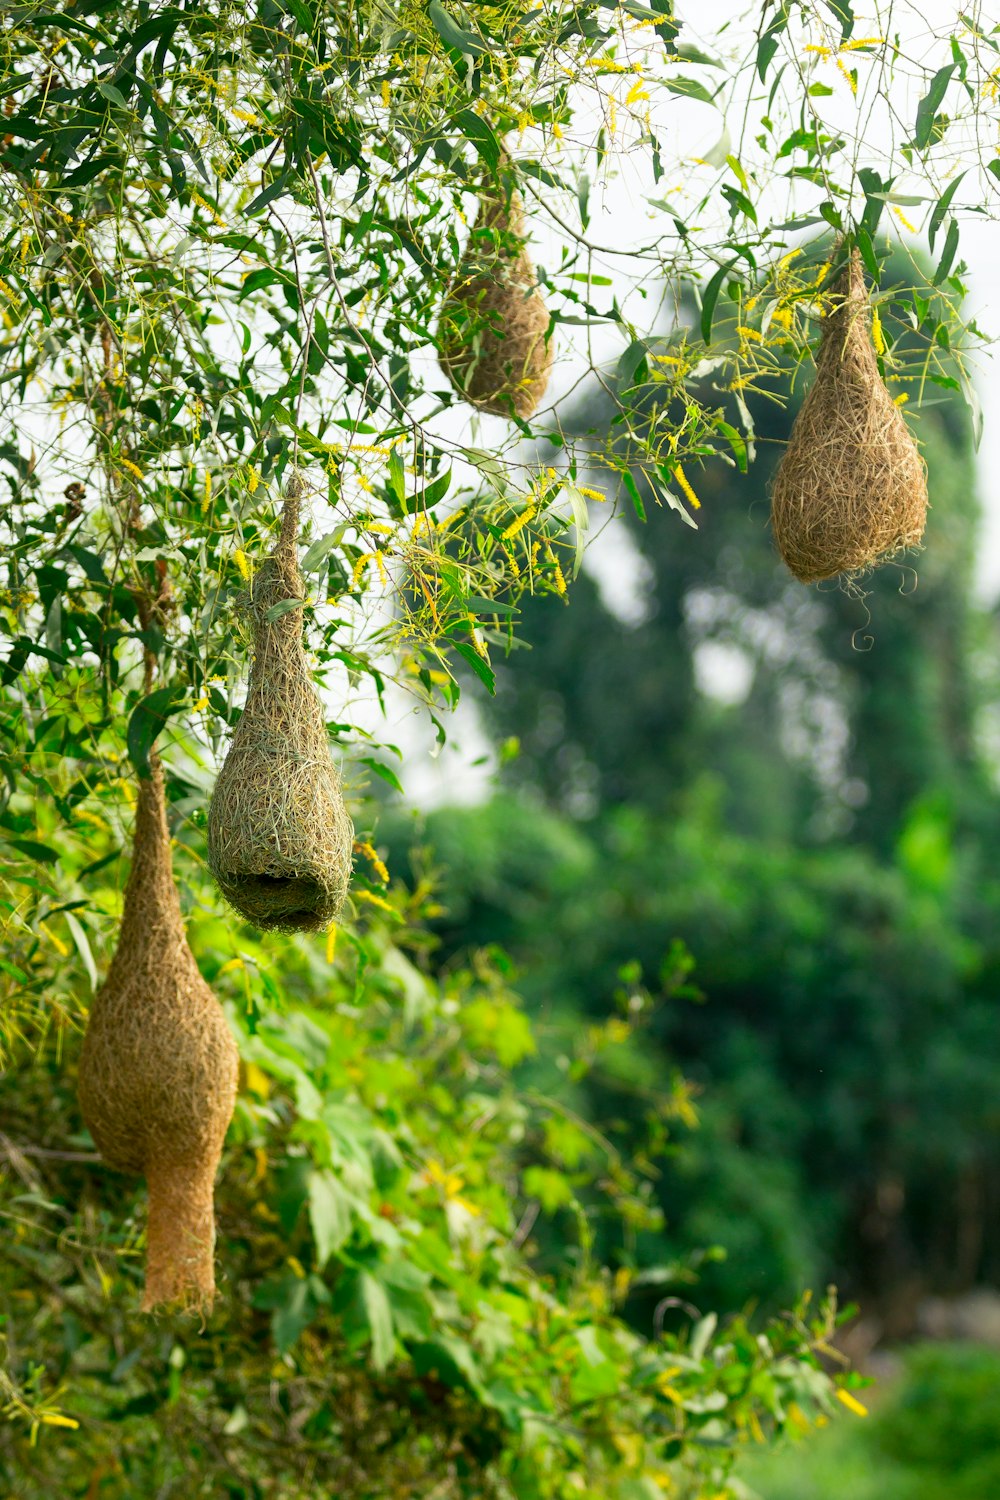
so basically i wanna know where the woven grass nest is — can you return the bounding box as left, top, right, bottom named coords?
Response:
left=78, top=755, right=239, bottom=1312
left=770, top=250, right=928, bottom=583
left=439, top=181, right=552, bottom=420
left=208, top=479, right=353, bottom=932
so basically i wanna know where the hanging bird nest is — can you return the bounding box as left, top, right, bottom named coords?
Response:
left=438, top=177, right=553, bottom=420
left=207, top=477, right=353, bottom=931
left=78, top=755, right=239, bottom=1312
left=770, top=249, right=928, bottom=583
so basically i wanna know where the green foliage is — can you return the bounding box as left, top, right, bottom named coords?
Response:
left=875, top=1344, right=1000, bottom=1497
left=0, top=837, right=844, bottom=1497
left=746, top=1344, right=1000, bottom=1500
left=403, top=781, right=1000, bottom=1312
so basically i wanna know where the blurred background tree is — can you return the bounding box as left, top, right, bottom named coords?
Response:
left=392, top=281, right=1000, bottom=1336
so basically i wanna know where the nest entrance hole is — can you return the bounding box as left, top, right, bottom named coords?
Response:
left=222, top=871, right=329, bottom=930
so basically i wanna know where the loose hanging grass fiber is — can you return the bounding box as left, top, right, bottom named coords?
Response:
left=770, top=250, right=928, bottom=583
left=439, top=180, right=553, bottom=420
left=78, top=755, right=239, bottom=1312
left=208, top=477, right=353, bottom=931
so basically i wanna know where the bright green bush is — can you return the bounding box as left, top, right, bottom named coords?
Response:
left=0, top=806, right=848, bottom=1498
left=875, top=1344, right=1000, bottom=1498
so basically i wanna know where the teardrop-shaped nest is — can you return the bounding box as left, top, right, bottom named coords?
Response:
left=78, top=756, right=239, bottom=1312
left=770, top=250, right=928, bottom=583
left=438, top=185, right=553, bottom=420
left=208, top=481, right=354, bottom=932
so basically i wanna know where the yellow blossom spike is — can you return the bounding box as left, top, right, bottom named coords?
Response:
left=501, top=503, right=536, bottom=542
left=836, top=1389, right=869, bottom=1418
left=835, top=55, right=857, bottom=93
left=353, top=839, right=389, bottom=885
left=672, top=464, right=702, bottom=510
left=871, top=308, right=886, bottom=355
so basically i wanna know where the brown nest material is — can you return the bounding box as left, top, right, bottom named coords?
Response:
left=770, top=251, right=928, bottom=583
left=207, top=478, right=353, bottom=931
left=78, top=755, right=239, bottom=1312
left=438, top=182, right=553, bottom=420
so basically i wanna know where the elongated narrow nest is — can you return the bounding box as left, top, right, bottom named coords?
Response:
left=770, top=251, right=928, bottom=583
left=208, top=479, right=353, bottom=931
left=439, top=184, right=553, bottom=420
left=78, top=756, right=239, bottom=1312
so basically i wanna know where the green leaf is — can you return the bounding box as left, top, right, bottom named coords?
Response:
left=126, top=687, right=182, bottom=778
left=716, top=420, right=748, bottom=472
left=386, top=447, right=406, bottom=505
left=700, top=260, right=736, bottom=343
left=64, top=911, right=98, bottom=992
left=571, top=1326, right=620, bottom=1401
left=462, top=596, right=517, bottom=617
left=856, top=225, right=880, bottom=280
left=857, top=167, right=890, bottom=237
left=928, top=171, right=965, bottom=252
left=308, top=1169, right=352, bottom=1267
left=523, top=1164, right=574, bottom=1213
left=617, top=338, right=650, bottom=388
left=562, top=485, right=590, bottom=578
left=757, top=16, right=787, bottom=81
left=360, top=757, right=404, bottom=794
left=663, top=77, right=716, bottom=105
left=915, top=64, right=954, bottom=150
left=453, top=108, right=501, bottom=171
left=721, top=184, right=757, bottom=225
left=675, top=43, right=723, bottom=68
left=622, top=469, right=646, bottom=522
left=959, top=367, right=983, bottom=451
left=702, top=124, right=732, bottom=169
left=264, top=597, right=306, bottom=622
left=301, top=527, right=347, bottom=573
left=278, top=0, right=313, bottom=32
left=267, top=1274, right=328, bottom=1354
left=932, top=217, right=960, bottom=284
left=411, top=1335, right=486, bottom=1397
left=4, top=837, right=60, bottom=865
left=427, top=2, right=488, bottom=56
left=452, top=641, right=496, bottom=694
left=423, top=469, right=451, bottom=507
left=245, top=173, right=291, bottom=217
left=359, top=1271, right=395, bottom=1371
left=97, top=81, right=128, bottom=108
left=825, top=0, right=854, bottom=42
